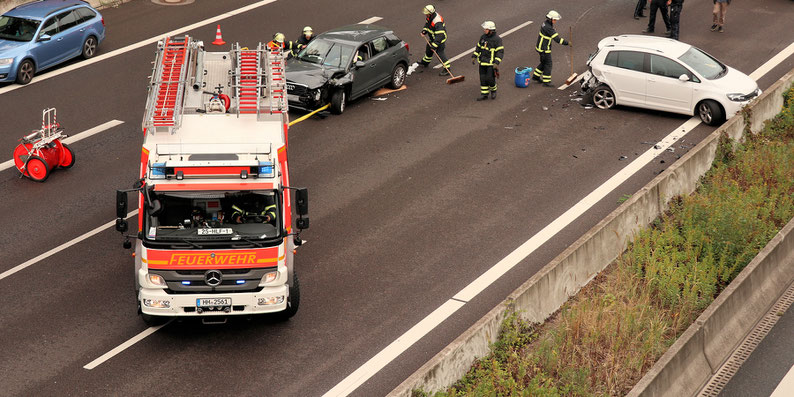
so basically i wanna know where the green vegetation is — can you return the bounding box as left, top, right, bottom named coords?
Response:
left=425, top=85, right=794, bottom=397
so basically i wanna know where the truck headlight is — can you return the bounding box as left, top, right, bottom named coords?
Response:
left=143, top=299, right=170, bottom=308
left=259, top=271, right=278, bottom=285
left=147, top=273, right=167, bottom=287
left=0, top=58, right=13, bottom=66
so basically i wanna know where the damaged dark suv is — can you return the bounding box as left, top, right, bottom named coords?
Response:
left=286, top=24, right=410, bottom=114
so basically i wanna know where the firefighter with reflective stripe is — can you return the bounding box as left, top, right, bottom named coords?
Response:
left=267, top=32, right=295, bottom=57
left=472, top=21, right=504, bottom=101
left=292, top=26, right=314, bottom=56
left=231, top=198, right=277, bottom=225
left=532, top=11, right=570, bottom=87
left=416, top=5, right=452, bottom=76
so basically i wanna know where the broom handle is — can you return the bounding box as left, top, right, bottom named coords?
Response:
left=570, top=26, right=573, bottom=76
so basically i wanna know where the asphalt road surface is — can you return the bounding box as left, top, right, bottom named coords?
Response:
left=1, top=0, right=793, bottom=396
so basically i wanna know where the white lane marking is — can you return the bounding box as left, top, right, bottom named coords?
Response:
left=771, top=363, right=794, bottom=397
left=0, top=120, right=124, bottom=172
left=325, top=41, right=794, bottom=396
left=0, top=0, right=278, bottom=96
left=433, top=20, right=533, bottom=69
left=322, top=300, right=466, bottom=397
left=83, top=321, right=170, bottom=370
left=0, top=210, right=138, bottom=281
left=359, top=16, right=383, bottom=25
left=750, top=42, right=794, bottom=81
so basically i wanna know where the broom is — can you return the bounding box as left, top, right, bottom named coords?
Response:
left=422, top=35, right=464, bottom=84
left=564, top=26, right=578, bottom=85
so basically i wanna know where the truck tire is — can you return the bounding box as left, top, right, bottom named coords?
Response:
left=276, top=269, right=300, bottom=320
left=139, top=302, right=168, bottom=326
left=330, top=88, right=345, bottom=114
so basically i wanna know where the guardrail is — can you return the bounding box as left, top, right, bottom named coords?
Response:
left=389, top=68, right=794, bottom=396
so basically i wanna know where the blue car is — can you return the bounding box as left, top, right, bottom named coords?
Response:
left=0, top=0, right=105, bottom=85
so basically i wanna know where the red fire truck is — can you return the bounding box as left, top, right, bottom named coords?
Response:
left=115, top=35, right=308, bottom=325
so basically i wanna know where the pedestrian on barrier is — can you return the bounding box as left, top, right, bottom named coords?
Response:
left=634, top=0, right=647, bottom=19
left=472, top=21, right=504, bottom=101
left=711, top=0, right=730, bottom=33
left=412, top=5, right=452, bottom=76
left=532, top=10, right=570, bottom=87
left=643, top=0, right=671, bottom=35
left=667, top=0, right=684, bottom=40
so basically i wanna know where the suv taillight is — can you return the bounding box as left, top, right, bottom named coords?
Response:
left=101, top=17, right=105, bottom=27
left=404, top=42, right=409, bottom=52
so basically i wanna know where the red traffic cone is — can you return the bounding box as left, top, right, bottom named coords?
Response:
left=212, top=24, right=226, bottom=46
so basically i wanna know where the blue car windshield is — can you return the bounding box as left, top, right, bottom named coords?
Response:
left=0, top=16, right=40, bottom=42
left=296, top=38, right=354, bottom=68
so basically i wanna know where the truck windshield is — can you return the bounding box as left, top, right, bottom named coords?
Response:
left=145, top=190, right=281, bottom=243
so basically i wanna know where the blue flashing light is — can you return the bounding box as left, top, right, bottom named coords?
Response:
left=258, top=161, right=274, bottom=178
left=181, top=280, right=191, bottom=285
left=236, top=280, right=245, bottom=285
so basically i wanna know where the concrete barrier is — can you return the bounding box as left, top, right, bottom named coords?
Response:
left=389, top=68, right=794, bottom=397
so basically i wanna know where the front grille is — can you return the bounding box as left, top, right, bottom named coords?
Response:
left=287, top=82, right=308, bottom=96
left=149, top=267, right=276, bottom=294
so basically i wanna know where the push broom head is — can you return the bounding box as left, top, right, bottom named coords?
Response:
left=446, top=75, right=465, bottom=84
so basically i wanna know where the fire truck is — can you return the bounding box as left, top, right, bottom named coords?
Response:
left=115, top=35, right=309, bottom=325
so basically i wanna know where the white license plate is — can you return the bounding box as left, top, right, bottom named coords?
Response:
left=196, top=297, right=231, bottom=307
left=197, top=228, right=232, bottom=235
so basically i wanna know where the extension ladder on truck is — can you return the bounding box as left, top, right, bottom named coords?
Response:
left=267, top=46, right=287, bottom=114
left=232, top=43, right=264, bottom=116
left=144, top=36, right=191, bottom=131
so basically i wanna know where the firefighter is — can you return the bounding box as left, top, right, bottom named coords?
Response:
left=472, top=21, right=504, bottom=101
left=532, top=10, right=571, bottom=87
left=292, top=26, right=314, bottom=56
left=416, top=5, right=452, bottom=76
left=267, top=32, right=295, bottom=56
left=231, top=196, right=277, bottom=225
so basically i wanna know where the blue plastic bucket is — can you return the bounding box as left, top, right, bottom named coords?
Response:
left=515, top=67, right=533, bottom=88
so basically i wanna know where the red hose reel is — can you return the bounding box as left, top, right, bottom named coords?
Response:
left=12, top=108, right=75, bottom=182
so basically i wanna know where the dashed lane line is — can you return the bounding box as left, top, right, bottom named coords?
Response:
left=0, top=210, right=138, bottom=282
left=0, top=0, right=279, bottom=96
left=84, top=321, right=171, bottom=370
left=432, top=20, right=533, bottom=69
left=324, top=41, right=794, bottom=396
left=0, top=120, right=124, bottom=173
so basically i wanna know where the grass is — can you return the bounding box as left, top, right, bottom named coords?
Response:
left=421, top=84, right=794, bottom=397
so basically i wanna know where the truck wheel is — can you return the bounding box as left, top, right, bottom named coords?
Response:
left=276, top=269, right=300, bottom=320
left=330, top=88, right=345, bottom=114
left=388, top=63, right=407, bottom=89
left=139, top=302, right=168, bottom=326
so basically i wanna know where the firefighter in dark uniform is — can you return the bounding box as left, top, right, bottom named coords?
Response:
left=292, top=26, right=314, bottom=56
left=417, top=5, right=452, bottom=76
left=532, top=10, right=570, bottom=87
left=667, top=0, right=684, bottom=40
left=472, top=21, right=504, bottom=101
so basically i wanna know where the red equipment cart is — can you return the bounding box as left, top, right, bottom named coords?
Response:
left=13, top=108, right=74, bottom=182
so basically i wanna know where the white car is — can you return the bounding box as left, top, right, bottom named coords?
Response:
left=580, top=35, right=760, bottom=126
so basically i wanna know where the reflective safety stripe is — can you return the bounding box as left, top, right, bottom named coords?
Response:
left=491, top=84, right=498, bottom=91
left=422, top=55, right=433, bottom=62
left=475, top=43, right=504, bottom=66
left=480, top=86, right=490, bottom=94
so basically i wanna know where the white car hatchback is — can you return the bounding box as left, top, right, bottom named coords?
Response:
left=580, top=35, right=760, bottom=125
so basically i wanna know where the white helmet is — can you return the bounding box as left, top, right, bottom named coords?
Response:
left=481, top=21, right=496, bottom=30
left=303, top=26, right=313, bottom=34
left=423, top=4, right=435, bottom=15
left=546, top=10, right=561, bottom=20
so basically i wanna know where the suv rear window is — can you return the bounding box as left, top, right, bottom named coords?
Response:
left=604, top=50, right=645, bottom=72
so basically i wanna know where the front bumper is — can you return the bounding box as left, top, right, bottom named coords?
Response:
left=0, top=63, right=14, bottom=82
left=139, top=285, right=289, bottom=317
left=723, top=89, right=762, bottom=119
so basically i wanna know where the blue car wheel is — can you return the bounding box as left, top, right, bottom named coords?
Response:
left=16, top=59, right=34, bottom=85
left=82, top=36, right=97, bottom=59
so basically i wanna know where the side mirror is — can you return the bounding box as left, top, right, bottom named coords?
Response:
left=678, top=74, right=690, bottom=82
left=38, top=34, right=51, bottom=42
left=116, top=190, right=128, bottom=218
left=295, top=188, right=309, bottom=216
left=354, top=60, right=365, bottom=69
left=115, top=218, right=128, bottom=233
left=296, top=217, right=310, bottom=230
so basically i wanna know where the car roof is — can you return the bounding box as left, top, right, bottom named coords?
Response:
left=318, top=24, right=394, bottom=45
left=598, top=35, right=692, bottom=58
left=4, top=0, right=90, bottom=20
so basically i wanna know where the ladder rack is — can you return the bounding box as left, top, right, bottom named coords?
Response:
left=144, top=36, right=192, bottom=131
left=232, top=43, right=264, bottom=117
left=266, top=46, right=288, bottom=114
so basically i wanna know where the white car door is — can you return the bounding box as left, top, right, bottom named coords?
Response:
left=646, top=54, right=695, bottom=114
left=600, top=50, right=646, bottom=106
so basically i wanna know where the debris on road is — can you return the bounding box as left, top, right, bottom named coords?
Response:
left=581, top=104, right=594, bottom=109
left=619, top=155, right=628, bottom=160
left=371, top=97, right=387, bottom=101
left=542, top=106, right=549, bottom=111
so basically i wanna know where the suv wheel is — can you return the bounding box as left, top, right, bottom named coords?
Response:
left=388, top=63, right=407, bottom=89
left=330, top=88, right=345, bottom=114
